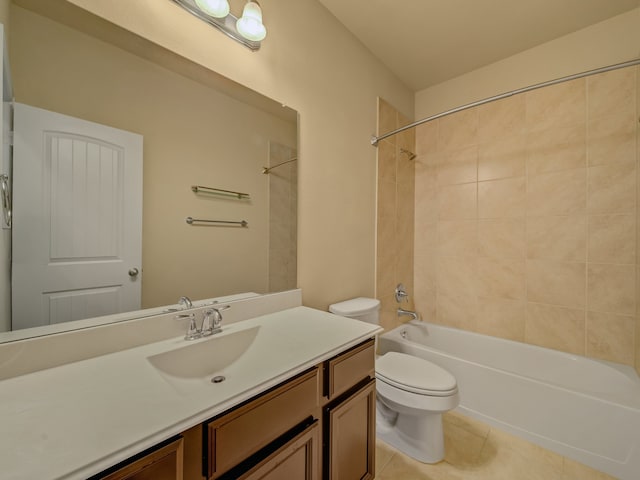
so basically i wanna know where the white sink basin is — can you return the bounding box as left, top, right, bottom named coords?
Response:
left=147, top=326, right=260, bottom=390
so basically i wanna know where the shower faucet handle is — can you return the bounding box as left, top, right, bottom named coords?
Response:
left=395, top=284, right=409, bottom=303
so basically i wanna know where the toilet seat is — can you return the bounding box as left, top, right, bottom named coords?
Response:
left=376, top=352, right=457, bottom=397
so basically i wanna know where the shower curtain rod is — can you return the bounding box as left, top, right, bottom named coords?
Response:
left=371, top=57, right=640, bottom=147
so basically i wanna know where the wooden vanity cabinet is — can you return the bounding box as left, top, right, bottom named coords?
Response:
left=96, top=338, right=376, bottom=480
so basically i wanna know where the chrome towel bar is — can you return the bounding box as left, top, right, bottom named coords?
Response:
left=191, top=185, right=250, bottom=199
left=186, top=217, right=248, bottom=227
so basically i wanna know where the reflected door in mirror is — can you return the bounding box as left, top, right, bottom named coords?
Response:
left=12, top=103, right=142, bottom=329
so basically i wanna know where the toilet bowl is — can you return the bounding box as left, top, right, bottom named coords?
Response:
left=329, top=297, right=459, bottom=464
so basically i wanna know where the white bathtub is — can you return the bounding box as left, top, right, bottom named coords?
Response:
left=377, top=320, right=640, bottom=480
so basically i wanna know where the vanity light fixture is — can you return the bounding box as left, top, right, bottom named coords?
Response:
left=194, top=0, right=229, bottom=18
left=236, top=1, right=267, bottom=42
left=172, top=0, right=267, bottom=51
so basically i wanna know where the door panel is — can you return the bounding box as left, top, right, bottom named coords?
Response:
left=12, top=103, right=142, bottom=329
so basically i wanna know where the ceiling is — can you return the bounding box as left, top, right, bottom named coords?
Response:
left=316, top=0, right=640, bottom=91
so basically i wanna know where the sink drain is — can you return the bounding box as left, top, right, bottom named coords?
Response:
left=211, top=375, right=226, bottom=384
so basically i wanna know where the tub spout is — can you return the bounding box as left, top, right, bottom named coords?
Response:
left=397, top=308, right=419, bottom=321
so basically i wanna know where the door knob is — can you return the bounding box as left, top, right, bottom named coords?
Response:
left=128, top=267, right=139, bottom=277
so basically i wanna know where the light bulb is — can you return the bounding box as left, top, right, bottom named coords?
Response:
left=194, top=0, right=230, bottom=18
left=236, top=1, right=267, bottom=42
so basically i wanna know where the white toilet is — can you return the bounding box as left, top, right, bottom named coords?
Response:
left=329, top=297, right=459, bottom=464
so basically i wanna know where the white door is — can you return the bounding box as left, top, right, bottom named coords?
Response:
left=12, top=103, right=143, bottom=329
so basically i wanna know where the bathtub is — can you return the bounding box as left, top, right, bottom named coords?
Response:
left=377, top=320, right=640, bottom=480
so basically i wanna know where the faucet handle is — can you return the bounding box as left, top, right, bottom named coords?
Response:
left=211, top=305, right=230, bottom=330
left=176, top=313, right=200, bottom=340
left=200, top=309, right=216, bottom=337
left=395, top=283, right=409, bottom=303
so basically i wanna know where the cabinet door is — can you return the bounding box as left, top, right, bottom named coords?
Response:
left=327, top=380, right=375, bottom=480
left=237, top=422, right=320, bottom=480
left=100, top=437, right=183, bottom=480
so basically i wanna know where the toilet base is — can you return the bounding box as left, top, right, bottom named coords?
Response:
left=376, top=404, right=445, bottom=464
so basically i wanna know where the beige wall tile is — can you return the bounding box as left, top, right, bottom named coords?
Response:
left=478, top=94, right=525, bottom=141
left=377, top=140, right=396, bottom=183
left=415, top=120, right=438, bottom=156
left=526, top=260, right=586, bottom=308
left=415, top=153, right=438, bottom=191
left=396, top=251, right=414, bottom=291
left=398, top=113, right=415, bottom=153
left=527, top=215, right=587, bottom=262
left=587, top=67, right=636, bottom=120
left=588, top=110, right=636, bottom=166
left=414, top=255, right=436, bottom=296
left=397, top=144, right=416, bottom=186
left=525, top=303, right=586, bottom=355
left=477, top=298, right=526, bottom=341
left=478, top=134, right=526, bottom=181
left=526, top=124, right=586, bottom=175
left=438, top=108, right=478, bottom=151
left=376, top=221, right=396, bottom=296
left=377, top=178, right=396, bottom=224
left=436, top=290, right=477, bottom=331
left=413, top=286, right=436, bottom=323
left=587, top=159, right=636, bottom=214
left=527, top=168, right=586, bottom=217
left=437, top=220, right=477, bottom=257
left=414, top=222, right=437, bottom=258
left=477, top=257, right=525, bottom=300
left=588, top=214, right=635, bottom=264
left=437, top=255, right=477, bottom=297
left=525, top=78, right=586, bottom=131
left=415, top=187, right=437, bottom=226
left=438, top=182, right=477, bottom=220
left=586, top=311, right=635, bottom=365
left=478, top=218, right=525, bottom=260
left=478, top=176, right=526, bottom=219
left=378, top=98, right=398, bottom=141
left=437, top=146, right=478, bottom=186
left=588, top=263, right=636, bottom=315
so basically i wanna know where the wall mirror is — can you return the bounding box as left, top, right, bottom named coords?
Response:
left=0, top=0, right=298, bottom=342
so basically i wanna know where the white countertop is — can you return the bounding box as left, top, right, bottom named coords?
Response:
left=0, top=306, right=381, bottom=480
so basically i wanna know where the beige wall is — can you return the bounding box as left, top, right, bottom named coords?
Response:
left=9, top=5, right=297, bottom=309
left=637, top=69, right=640, bottom=374
left=59, top=0, right=414, bottom=311
left=376, top=98, right=415, bottom=331
left=413, top=66, right=638, bottom=367
left=415, top=8, right=640, bottom=119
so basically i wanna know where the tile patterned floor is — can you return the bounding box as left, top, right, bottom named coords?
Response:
left=374, top=411, right=616, bottom=479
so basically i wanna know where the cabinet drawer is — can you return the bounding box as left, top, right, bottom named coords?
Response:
left=99, top=437, right=183, bottom=480
left=207, top=368, right=320, bottom=478
left=236, top=422, right=320, bottom=480
left=327, top=339, right=374, bottom=400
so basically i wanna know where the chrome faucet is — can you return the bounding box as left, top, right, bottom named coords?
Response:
left=201, top=305, right=230, bottom=337
left=177, top=304, right=231, bottom=340
left=397, top=308, right=419, bottom=321
left=178, top=296, right=193, bottom=309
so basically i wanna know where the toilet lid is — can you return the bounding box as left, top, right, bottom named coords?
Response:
left=376, top=352, right=457, bottom=396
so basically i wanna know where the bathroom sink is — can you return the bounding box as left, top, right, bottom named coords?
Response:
left=147, top=326, right=261, bottom=387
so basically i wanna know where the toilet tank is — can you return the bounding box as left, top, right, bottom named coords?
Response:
left=329, top=297, right=380, bottom=325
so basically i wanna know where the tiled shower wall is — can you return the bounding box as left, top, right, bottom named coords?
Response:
left=412, top=66, right=639, bottom=369
left=268, top=142, right=297, bottom=293
left=376, top=99, right=415, bottom=331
